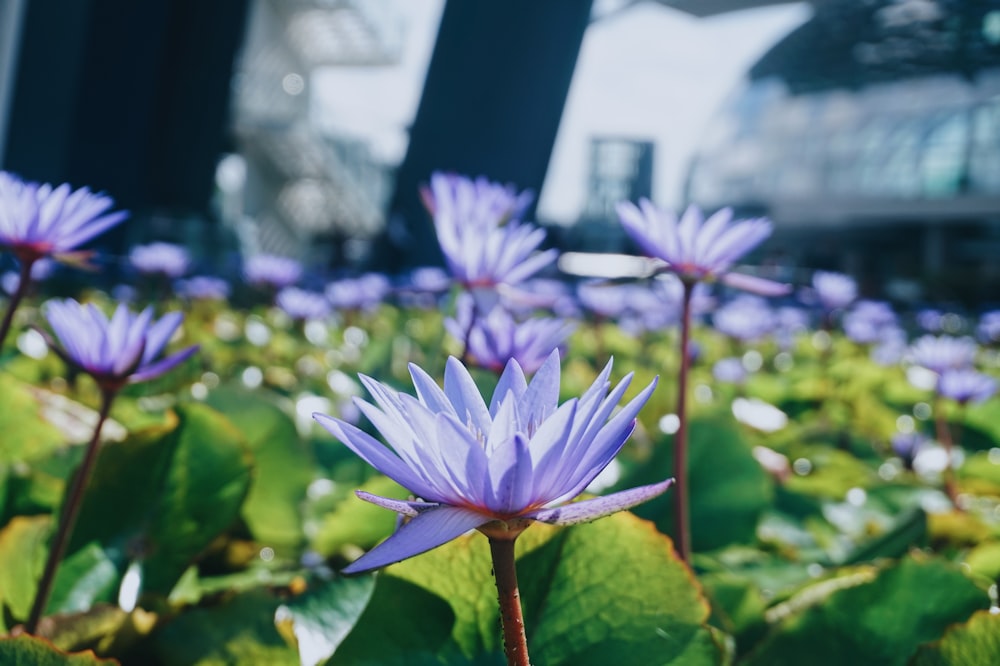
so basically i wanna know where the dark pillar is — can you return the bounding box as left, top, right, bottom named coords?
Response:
left=383, top=0, right=594, bottom=271
left=3, top=0, right=249, bottom=252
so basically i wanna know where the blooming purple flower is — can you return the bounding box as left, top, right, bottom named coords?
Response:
left=420, top=171, right=533, bottom=232
left=446, top=303, right=576, bottom=374
left=811, top=271, right=857, bottom=311
left=41, top=299, right=198, bottom=392
left=243, top=254, right=303, bottom=289
left=129, top=242, right=191, bottom=278
left=405, top=266, right=451, bottom=294
left=712, top=295, right=775, bottom=343
left=938, top=369, right=997, bottom=404
left=277, top=287, right=331, bottom=321
left=177, top=275, right=231, bottom=301
left=422, top=173, right=556, bottom=292
left=0, top=172, right=127, bottom=266
left=976, top=310, right=1000, bottom=344
left=916, top=309, right=944, bottom=333
left=326, top=273, right=392, bottom=312
left=615, top=200, right=788, bottom=296
left=870, top=330, right=907, bottom=366
left=713, top=357, right=748, bottom=385
left=843, top=300, right=899, bottom=345
left=891, top=431, right=927, bottom=470
left=909, top=335, right=978, bottom=374
left=313, top=351, right=670, bottom=573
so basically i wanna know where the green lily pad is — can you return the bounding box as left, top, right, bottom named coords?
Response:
left=205, top=386, right=315, bottom=549
left=745, top=555, right=990, bottom=666
left=0, top=373, right=65, bottom=464
left=274, top=574, right=376, bottom=666
left=310, top=475, right=409, bottom=558
left=0, top=635, right=117, bottom=665
left=151, top=589, right=299, bottom=665
left=328, top=574, right=457, bottom=665
left=911, top=610, right=1000, bottom=665
left=67, top=403, right=252, bottom=596
left=0, top=515, right=50, bottom=629
left=371, top=511, right=724, bottom=666
left=630, top=415, right=774, bottom=551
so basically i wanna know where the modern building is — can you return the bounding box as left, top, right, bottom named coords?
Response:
left=685, top=0, right=1000, bottom=303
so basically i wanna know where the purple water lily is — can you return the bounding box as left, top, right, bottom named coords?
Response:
left=938, top=368, right=997, bottom=405
left=0, top=171, right=127, bottom=265
left=326, top=273, right=392, bottom=312
left=713, top=357, right=748, bottom=385
left=276, top=287, right=331, bottom=321
left=616, top=200, right=788, bottom=296
left=0, top=173, right=127, bottom=350
left=446, top=303, right=576, bottom=374
left=422, top=172, right=556, bottom=292
left=313, top=350, right=670, bottom=573
left=843, top=300, right=899, bottom=345
left=909, top=335, right=978, bottom=374
left=129, top=242, right=190, bottom=278
left=177, top=275, right=231, bottom=301
left=42, top=299, right=199, bottom=392
left=976, top=310, right=1000, bottom=345
left=420, top=171, right=534, bottom=232
left=811, top=270, right=857, bottom=311
left=713, top=295, right=776, bottom=343
left=243, top=253, right=303, bottom=289
left=27, top=298, right=198, bottom=633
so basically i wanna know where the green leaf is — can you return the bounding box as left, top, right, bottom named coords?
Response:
left=631, top=415, right=774, bottom=551
left=0, top=635, right=117, bottom=665
left=151, top=590, right=299, bottom=666
left=328, top=574, right=459, bottom=665
left=910, top=610, right=1000, bottom=666
left=0, top=515, right=50, bottom=627
left=745, top=555, right=990, bottom=666
left=0, top=374, right=65, bottom=464
left=48, top=543, right=120, bottom=614
left=310, top=476, right=409, bottom=558
left=274, top=574, right=376, bottom=666
left=379, top=512, right=724, bottom=666
left=68, top=403, right=253, bottom=596
left=964, top=540, right=1000, bottom=581
left=205, top=386, right=315, bottom=548
left=522, top=514, right=724, bottom=666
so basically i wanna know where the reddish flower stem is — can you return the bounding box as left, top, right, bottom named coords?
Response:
left=488, top=534, right=530, bottom=666
left=674, top=281, right=694, bottom=563
left=934, top=397, right=960, bottom=509
left=25, top=389, right=116, bottom=634
left=0, top=257, right=36, bottom=352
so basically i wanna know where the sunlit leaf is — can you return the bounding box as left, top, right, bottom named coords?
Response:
left=0, top=635, right=117, bottom=665
left=911, top=610, right=1000, bottom=666
left=274, top=574, right=376, bottom=666
left=205, top=386, right=315, bottom=548
left=0, top=515, right=49, bottom=628
left=67, top=403, right=253, bottom=596
left=744, top=555, right=990, bottom=666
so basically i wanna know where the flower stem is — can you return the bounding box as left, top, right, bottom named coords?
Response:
left=934, top=397, right=960, bottom=509
left=0, top=258, right=35, bottom=353
left=488, top=534, right=530, bottom=666
left=25, top=389, right=116, bottom=634
left=674, top=281, right=694, bottom=563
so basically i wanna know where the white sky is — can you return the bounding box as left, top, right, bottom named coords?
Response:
left=313, top=1, right=811, bottom=224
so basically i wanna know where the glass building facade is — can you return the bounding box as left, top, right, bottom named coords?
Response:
left=686, top=0, right=1000, bottom=303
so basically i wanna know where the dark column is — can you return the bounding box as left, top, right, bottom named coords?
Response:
left=383, top=0, right=594, bottom=271
left=3, top=0, right=249, bottom=252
